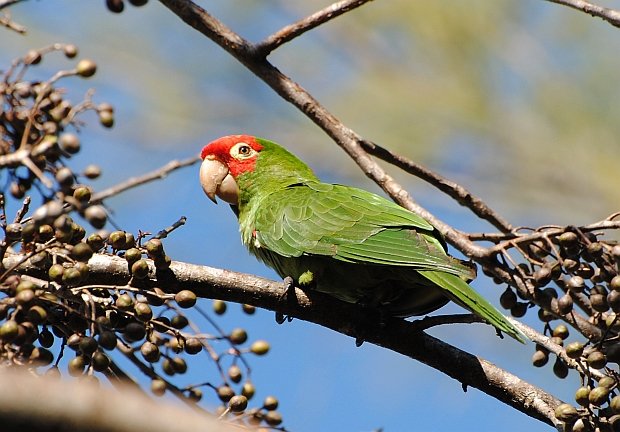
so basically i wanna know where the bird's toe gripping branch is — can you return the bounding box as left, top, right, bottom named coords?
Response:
left=275, top=276, right=297, bottom=324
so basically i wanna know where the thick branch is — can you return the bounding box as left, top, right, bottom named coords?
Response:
left=6, top=252, right=562, bottom=426
left=0, top=370, right=232, bottom=432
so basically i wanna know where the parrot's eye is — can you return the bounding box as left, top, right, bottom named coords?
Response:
left=230, top=142, right=257, bottom=160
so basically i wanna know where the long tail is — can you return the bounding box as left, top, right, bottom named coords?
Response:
left=418, top=270, right=526, bottom=343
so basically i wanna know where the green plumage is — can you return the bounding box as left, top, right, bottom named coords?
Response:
left=235, top=138, right=524, bottom=342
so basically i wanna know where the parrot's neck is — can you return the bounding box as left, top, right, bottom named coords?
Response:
left=234, top=143, right=318, bottom=247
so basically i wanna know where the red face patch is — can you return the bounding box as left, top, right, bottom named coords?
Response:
left=200, top=135, right=264, bottom=177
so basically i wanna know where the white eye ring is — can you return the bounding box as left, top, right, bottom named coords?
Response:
left=230, top=142, right=256, bottom=160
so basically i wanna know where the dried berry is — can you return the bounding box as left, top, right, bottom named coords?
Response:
left=76, top=59, right=97, bottom=77
left=184, top=338, right=202, bottom=355
left=230, top=328, right=248, bottom=345
left=175, top=290, right=196, bottom=309
left=229, top=395, right=248, bottom=412
left=532, top=350, right=549, bottom=367
left=217, top=385, right=234, bottom=402
left=554, top=403, right=578, bottom=423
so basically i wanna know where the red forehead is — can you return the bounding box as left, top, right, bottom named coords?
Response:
left=200, top=135, right=263, bottom=160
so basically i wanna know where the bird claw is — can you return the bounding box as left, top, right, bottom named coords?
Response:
left=275, top=277, right=297, bottom=324
left=279, top=276, right=295, bottom=301
left=352, top=302, right=389, bottom=347
left=275, top=312, right=293, bottom=324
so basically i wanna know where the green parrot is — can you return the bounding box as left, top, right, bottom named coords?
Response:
left=199, top=135, right=525, bottom=342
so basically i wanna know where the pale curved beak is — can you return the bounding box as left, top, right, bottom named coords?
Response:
left=199, top=157, right=239, bottom=205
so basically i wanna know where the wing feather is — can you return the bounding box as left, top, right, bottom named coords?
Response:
left=252, top=182, right=470, bottom=277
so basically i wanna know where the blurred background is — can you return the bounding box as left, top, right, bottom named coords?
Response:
left=1, top=0, right=619, bottom=430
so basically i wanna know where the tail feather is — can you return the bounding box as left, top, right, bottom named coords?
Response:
left=418, top=270, right=527, bottom=343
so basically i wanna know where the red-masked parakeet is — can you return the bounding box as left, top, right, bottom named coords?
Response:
left=199, top=135, right=524, bottom=342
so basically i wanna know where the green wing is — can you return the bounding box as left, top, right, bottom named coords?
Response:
left=254, top=182, right=471, bottom=277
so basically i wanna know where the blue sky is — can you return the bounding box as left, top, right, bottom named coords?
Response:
left=0, top=1, right=608, bottom=430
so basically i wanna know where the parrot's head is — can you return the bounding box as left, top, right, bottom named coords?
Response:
left=200, top=135, right=318, bottom=206
left=199, top=134, right=264, bottom=204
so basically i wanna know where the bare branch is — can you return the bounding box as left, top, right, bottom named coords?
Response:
left=90, top=156, right=200, bottom=204
left=544, top=0, right=620, bottom=28
left=254, top=0, right=374, bottom=56
left=361, top=139, right=514, bottom=233
left=0, top=13, right=26, bottom=33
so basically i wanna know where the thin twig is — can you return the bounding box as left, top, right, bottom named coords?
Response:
left=509, top=318, right=606, bottom=381
left=152, top=216, right=187, bottom=240
left=116, top=341, right=208, bottom=412
left=13, top=196, right=31, bottom=223
left=90, top=156, right=200, bottom=204
left=484, top=220, right=620, bottom=258
left=0, top=14, right=26, bottom=33
left=543, top=0, right=620, bottom=28
left=254, top=0, right=374, bottom=56
left=409, top=313, right=483, bottom=331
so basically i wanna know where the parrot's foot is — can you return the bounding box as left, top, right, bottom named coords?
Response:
left=275, top=276, right=297, bottom=324
left=352, top=302, right=389, bottom=347
left=279, top=276, right=296, bottom=300
left=275, top=312, right=293, bottom=324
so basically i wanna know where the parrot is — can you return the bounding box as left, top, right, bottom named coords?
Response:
left=199, top=134, right=525, bottom=343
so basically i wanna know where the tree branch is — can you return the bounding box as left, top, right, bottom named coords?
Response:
left=0, top=370, right=233, bottom=432
left=543, top=0, right=620, bottom=28
left=4, top=252, right=563, bottom=426
left=361, top=139, right=514, bottom=233
left=90, top=156, right=200, bottom=204
left=253, top=0, right=374, bottom=57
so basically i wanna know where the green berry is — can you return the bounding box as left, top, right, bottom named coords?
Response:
left=250, top=340, right=270, bottom=355
left=589, top=386, right=610, bottom=406
left=131, top=259, right=149, bottom=279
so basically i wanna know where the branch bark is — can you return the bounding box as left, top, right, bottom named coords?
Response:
left=254, top=0, right=375, bottom=56
left=0, top=369, right=233, bottom=432
left=543, top=0, right=620, bottom=27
